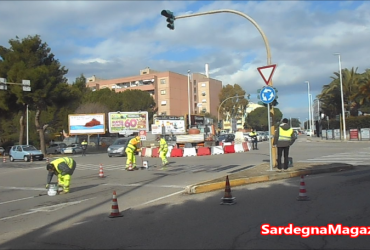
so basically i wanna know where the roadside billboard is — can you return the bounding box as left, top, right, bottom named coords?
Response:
left=108, top=111, right=149, bottom=134
left=152, top=115, right=186, bottom=134
left=68, top=113, right=106, bottom=135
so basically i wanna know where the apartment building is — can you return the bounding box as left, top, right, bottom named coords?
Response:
left=222, top=101, right=264, bottom=131
left=85, top=66, right=222, bottom=118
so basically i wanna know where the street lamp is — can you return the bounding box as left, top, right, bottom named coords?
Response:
left=26, top=104, right=29, bottom=145
left=187, top=70, right=192, bottom=129
left=310, top=93, right=314, bottom=136
left=217, top=95, right=244, bottom=130
left=334, top=53, right=346, bottom=140
left=304, top=81, right=312, bottom=137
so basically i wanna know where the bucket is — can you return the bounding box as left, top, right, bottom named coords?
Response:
left=47, top=182, right=59, bottom=196
left=143, top=160, right=149, bottom=169
left=288, top=157, right=293, bottom=168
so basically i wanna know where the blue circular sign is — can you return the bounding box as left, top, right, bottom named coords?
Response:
left=259, top=86, right=276, bottom=104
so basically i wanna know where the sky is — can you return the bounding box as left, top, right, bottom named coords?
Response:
left=0, top=0, right=369, bottom=123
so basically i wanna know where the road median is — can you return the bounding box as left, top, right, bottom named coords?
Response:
left=184, top=162, right=354, bottom=194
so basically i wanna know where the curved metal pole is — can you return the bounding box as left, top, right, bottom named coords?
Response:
left=176, top=9, right=275, bottom=169
left=217, top=95, right=244, bottom=129
left=175, top=9, right=272, bottom=65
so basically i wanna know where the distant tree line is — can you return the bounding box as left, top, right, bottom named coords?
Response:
left=0, top=35, right=156, bottom=154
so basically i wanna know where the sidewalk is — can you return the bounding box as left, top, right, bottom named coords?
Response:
left=184, top=161, right=354, bottom=194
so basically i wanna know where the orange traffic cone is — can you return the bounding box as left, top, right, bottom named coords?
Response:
left=297, top=175, right=310, bottom=201
left=30, top=154, right=33, bottom=162
left=46, top=158, right=49, bottom=163
left=108, top=191, right=123, bottom=218
left=99, top=164, right=105, bottom=178
left=220, top=175, right=236, bottom=205
left=2, top=156, right=6, bottom=163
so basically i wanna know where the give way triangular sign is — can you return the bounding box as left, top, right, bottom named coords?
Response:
left=257, top=64, right=277, bottom=85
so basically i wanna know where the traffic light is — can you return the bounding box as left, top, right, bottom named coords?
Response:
left=272, top=87, right=278, bottom=106
left=218, top=120, right=223, bottom=129
left=161, top=10, right=175, bottom=30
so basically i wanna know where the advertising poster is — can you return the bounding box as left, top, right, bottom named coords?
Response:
left=152, top=116, right=186, bottom=134
left=68, top=114, right=106, bottom=135
left=349, top=129, right=359, bottom=140
left=326, top=130, right=333, bottom=139
left=334, top=129, right=341, bottom=139
left=360, top=128, right=370, bottom=140
left=108, top=112, right=149, bottom=133
left=322, top=130, right=326, bottom=139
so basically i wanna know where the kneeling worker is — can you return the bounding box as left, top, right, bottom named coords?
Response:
left=46, top=157, right=76, bottom=194
left=125, top=135, right=141, bottom=170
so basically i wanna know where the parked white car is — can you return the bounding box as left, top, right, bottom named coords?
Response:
left=305, top=130, right=314, bottom=136
left=243, top=133, right=252, bottom=142
left=62, top=144, right=83, bottom=154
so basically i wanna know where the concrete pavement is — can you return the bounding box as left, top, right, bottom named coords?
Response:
left=185, top=136, right=365, bottom=194
left=184, top=161, right=354, bottom=194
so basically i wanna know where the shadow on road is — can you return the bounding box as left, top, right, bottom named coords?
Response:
left=2, top=165, right=370, bottom=249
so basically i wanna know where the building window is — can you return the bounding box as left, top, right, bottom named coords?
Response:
left=193, top=80, right=196, bottom=85
left=193, top=87, right=196, bottom=94
left=201, top=83, right=206, bottom=87
left=202, top=108, right=207, bottom=113
left=161, top=90, right=166, bottom=95
left=160, top=79, right=166, bottom=84
left=202, top=92, right=206, bottom=96
left=161, top=101, right=167, bottom=106
left=202, top=99, right=207, bottom=103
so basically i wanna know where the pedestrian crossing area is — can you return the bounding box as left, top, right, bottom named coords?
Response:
left=298, top=148, right=370, bottom=165
left=76, top=163, right=256, bottom=174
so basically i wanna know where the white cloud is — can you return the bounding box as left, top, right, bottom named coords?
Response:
left=0, top=0, right=369, bottom=120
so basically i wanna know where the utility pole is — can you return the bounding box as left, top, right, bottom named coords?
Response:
left=161, top=8, right=276, bottom=167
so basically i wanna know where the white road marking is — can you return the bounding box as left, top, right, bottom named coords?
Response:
left=103, top=183, right=185, bottom=189
left=0, top=196, right=36, bottom=205
left=298, top=160, right=361, bottom=165
left=30, top=198, right=94, bottom=212
left=0, top=197, right=95, bottom=221
left=0, top=211, right=39, bottom=221
left=0, top=186, right=45, bottom=191
left=130, top=190, right=184, bottom=208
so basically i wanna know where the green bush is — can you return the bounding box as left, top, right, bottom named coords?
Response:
left=321, top=116, right=370, bottom=129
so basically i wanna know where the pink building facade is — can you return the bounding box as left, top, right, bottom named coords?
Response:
left=85, top=67, right=223, bottom=118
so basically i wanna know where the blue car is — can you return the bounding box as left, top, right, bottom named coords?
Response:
left=9, top=145, right=44, bottom=162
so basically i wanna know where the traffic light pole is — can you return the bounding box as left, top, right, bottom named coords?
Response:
left=174, top=9, right=276, bottom=168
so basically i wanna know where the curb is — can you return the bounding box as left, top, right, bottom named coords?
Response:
left=184, top=164, right=354, bottom=194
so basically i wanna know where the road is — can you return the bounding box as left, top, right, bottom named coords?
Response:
left=0, top=136, right=369, bottom=248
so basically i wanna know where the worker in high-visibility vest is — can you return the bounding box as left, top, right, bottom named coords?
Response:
left=273, top=118, right=295, bottom=172
left=81, top=140, right=88, bottom=156
left=249, top=129, right=258, bottom=150
left=125, top=136, right=141, bottom=170
left=157, top=135, right=169, bottom=169
left=46, top=157, right=76, bottom=194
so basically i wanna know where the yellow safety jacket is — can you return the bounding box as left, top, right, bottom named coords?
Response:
left=50, top=157, right=76, bottom=176
left=159, top=138, right=168, bottom=152
left=127, top=137, right=140, bottom=152
left=278, top=127, right=293, bottom=141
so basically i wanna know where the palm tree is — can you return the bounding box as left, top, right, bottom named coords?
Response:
left=318, top=67, right=360, bottom=117
left=354, top=69, right=370, bottom=114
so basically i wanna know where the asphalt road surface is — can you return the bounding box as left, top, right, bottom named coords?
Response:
left=0, top=136, right=369, bottom=249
